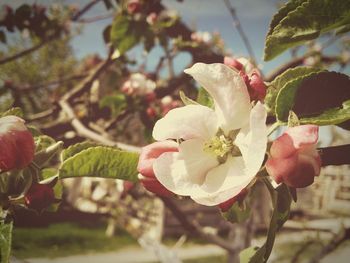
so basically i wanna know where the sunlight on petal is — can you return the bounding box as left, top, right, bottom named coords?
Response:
left=153, top=105, right=218, bottom=141
left=184, top=63, right=251, bottom=133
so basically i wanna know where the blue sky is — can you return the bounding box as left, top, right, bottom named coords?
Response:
left=3, top=0, right=343, bottom=144
left=4, top=0, right=292, bottom=74
left=4, top=0, right=345, bottom=76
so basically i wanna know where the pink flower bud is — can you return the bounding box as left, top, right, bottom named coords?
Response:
left=146, top=107, right=157, bottom=119
left=248, top=71, right=266, bottom=101
left=24, top=183, right=55, bottom=210
left=218, top=189, right=248, bottom=212
left=266, top=125, right=321, bottom=188
left=127, top=0, right=142, bottom=14
left=146, top=12, right=157, bottom=25
left=137, top=141, right=178, bottom=196
left=224, top=56, right=243, bottom=71
left=0, top=116, right=35, bottom=172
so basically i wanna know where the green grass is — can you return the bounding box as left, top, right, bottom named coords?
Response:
left=183, top=255, right=226, bottom=263
left=12, top=222, right=137, bottom=259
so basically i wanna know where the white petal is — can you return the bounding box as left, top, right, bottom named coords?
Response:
left=153, top=139, right=218, bottom=196
left=178, top=138, right=219, bottom=184
left=235, top=102, right=267, bottom=178
left=153, top=105, right=218, bottom=141
left=191, top=157, right=252, bottom=206
left=153, top=152, right=194, bottom=196
left=237, top=57, right=256, bottom=75
left=184, top=63, right=251, bottom=133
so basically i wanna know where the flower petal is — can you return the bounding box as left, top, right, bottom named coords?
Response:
left=153, top=152, right=194, bottom=196
left=153, top=139, right=218, bottom=196
left=285, top=125, right=319, bottom=149
left=234, top=102, right=267, bottom=179
left=153, top=105, right=218, bottom=141
left=191, top=157, right=252, bottom=206
left=178, top=138, right=219, bottom=184
left=137, top=140, right=178, bottom=178
left=184, top=63, right=251, bottom=132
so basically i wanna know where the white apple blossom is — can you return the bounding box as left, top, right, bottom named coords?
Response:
left=122, top=73, right=156, bottom=95
left=152, top=63, right=267, bottom=206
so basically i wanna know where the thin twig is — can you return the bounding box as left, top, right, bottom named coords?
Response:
left=159, top=196, right=235, bottom=252
left=309, top=228, right=350, bottom=263
left=71, top=0, right=103, bottom=21
left=59, top=100, right=140, bottom=152
left=77, top=13, right=114, bottom=23
left=223, top=0, right=257, bottom=65
left=0, top=0, right=102, bottom=65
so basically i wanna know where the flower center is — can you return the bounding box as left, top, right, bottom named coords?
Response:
left=203, top=131, right=241, bottom=163
left=203, top=135, right=232, bottom=157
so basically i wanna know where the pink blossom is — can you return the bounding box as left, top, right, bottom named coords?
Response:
left=266, top=125, right=321, bottom=188
left=137, top=141, right=178, bottom=196
left=146, top=12, right=158, bottom=25
left=0, top=115, right=35, bottom=172
left=224, top=56, right=266, bottom=101
left=127, top=0, right=142, bottom=14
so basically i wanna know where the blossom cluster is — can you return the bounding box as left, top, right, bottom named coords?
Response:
left=138, top=58, right=322, bottom=210
left=0, top=115, right=55, bottom=211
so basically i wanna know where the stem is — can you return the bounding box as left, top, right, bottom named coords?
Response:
left=223, top=0, right=257, bottom=65
left=318, top=144, right=350, bottom=166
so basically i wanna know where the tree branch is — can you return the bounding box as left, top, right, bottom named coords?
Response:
left=159, top=196, right=235, bottom=252
left=309, top=227, right=350, bottom=263
left=59, top=100, right=140, bottom=152
left=223, top=0, right=257, bottom=65
left=0, top=0, right=102, bottom=65
left=319, top=144, right=350, bottom=166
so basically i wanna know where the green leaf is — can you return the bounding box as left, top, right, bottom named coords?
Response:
left=0, top=220, right=13, bottom=263
left=265, top=66, right=323, bottom=113
left=267, top=0, right=308, bottom=36
left=179, top=91, right=199, bottom=106
left=59, top=147, right=139, bottom=182
left=222, top=203, right=251, bottom=223
left=34, top=135, right=56, bottom=153
left=287, top=111, right=300, bottom=127
left=99, top=94, right=127, bottom=117
left=61, top=141, right=100, bottom=162
left=275, top=71, right=350, bottom=126
left=196, top=87, right=214, bottom=108
left=247, top=181, right=292, bottom=263
left=110, top=13, right=147, bottom=55
left=0, top=170, right=33, bottom=198
left=0, top=107, right=23, bottom=118
left=34, top=141, right=64, bottom=168
left=264, top=0, right=350, bottom=61
left=240, top=246, right=265, bottom=263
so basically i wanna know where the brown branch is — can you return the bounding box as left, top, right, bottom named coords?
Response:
left=309, top=227, right=350, bottom=263
left=319, top=144, right=350, bottom=166
left=62, top=47, right=114, bottom=102
left=71, top=0, right=103, bottom=21
left=159, top=196, right=235, bottom=252
left=0, top=37, right=55, bottom=65
left=76, top=13, right=113, bottom=23
left=14, top=74, right=87, bottom=92
left=291, top=240, right=322, bottom=263
left=59, top=100, right=140, bottom=152
left=223, top=0, right=257, bottom=65
left=0, top=0, right=102, bottom=65
left=265, top=55, right=340, bottom=82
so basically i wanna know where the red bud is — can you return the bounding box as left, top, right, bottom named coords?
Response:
left=0, top=116, right=35, bottom=172
left=25, top=183, right=55, bottom=210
